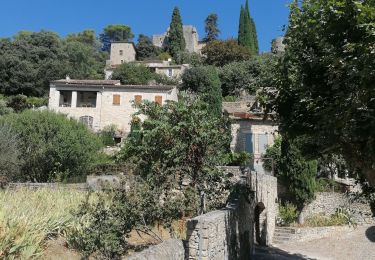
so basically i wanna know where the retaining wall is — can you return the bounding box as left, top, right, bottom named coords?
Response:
left=125, top=239, right=184, bottom=260
left=302, top=192, right=375, bottom=225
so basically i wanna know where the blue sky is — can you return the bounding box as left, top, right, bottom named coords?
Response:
left=0, top=0, right=291, bottom=52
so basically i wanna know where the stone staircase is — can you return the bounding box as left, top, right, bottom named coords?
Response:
left=272, top=227, right=296, bottom=244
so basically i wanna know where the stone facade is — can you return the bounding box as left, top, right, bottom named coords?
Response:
left=125, top=239, right=184, bottom=260
left=301, top=192, right=375, bottom=225
left=223, top=101, right=279, bottom=174
left=48, top=79, right=178, bottom=134
left=108, top=42, right=136, bottom=66
left=152, top=25, right=205, bottom=54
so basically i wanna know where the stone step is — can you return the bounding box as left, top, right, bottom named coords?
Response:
left=273, top=233, right=292, bottom=238
left=274, top=228, right=296, bottom=234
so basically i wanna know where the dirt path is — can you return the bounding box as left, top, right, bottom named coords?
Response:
left=262, top=225, right=375, bottom=260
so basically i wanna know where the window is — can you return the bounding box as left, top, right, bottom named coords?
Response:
left=77, top=91, right=97, bottom=107
left=258, top=134, right=268, bottom=154
left=155, top=96, right=162, bottom=105
left=168, top=68, right=173, bottom=77
left=134, top=95, right=142, bottom=105
left=113, top=94, right=120, bottom=105
left=245, top=133, right=254, bottom=153
left=79, top=116, right=93, bottom=129
left=119, top=50, right=123, bottom=56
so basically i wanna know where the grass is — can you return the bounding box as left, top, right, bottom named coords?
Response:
left=0, top=188, right=85, bottom=259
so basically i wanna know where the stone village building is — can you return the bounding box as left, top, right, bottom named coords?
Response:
left=48, top=79, right=178, bottom=135
left=223, top=98, right=279, bottom=174
left=104, top=42, right=189, bottom=80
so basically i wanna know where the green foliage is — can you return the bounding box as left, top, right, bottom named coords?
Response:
left=0, top=30, right=106, bottom=96
left=0, top=110, right=101, bottom=182
left=223, top=152, right=253, bottom=166
left=202, top=40, right=251, bottom=67
left=203, top=13, right=220, bottom=42
left=102, top=24, right=134, bottom=42
left=158, top=51, right=172, bottom=61
left=99, top=125, right=117, bottom=147
left=181, top=66, right=222, bottom=117
left=263, top=136, right=282, bottom=175
left=66, top=29, right=98, bottom=47
left=278, top=202, right=298, bottom=225
left=0, top=123, right=21, bottom=180
left=111, top=63, right=154, bottom=85
left=166, top=7, right=186, bottom=58
left=219, top=53, right=278, bottom=96
left=305, top=208, right=355, bottom=227
left=238, top=0, right=259, bottom=55
left=136, top=34, right=161, bottom=60
left=276, top=0, right=375, bottom=187
left=117, top=95, right=232, bottom=213
left=174, top=51, right=203, bottom=66
left=0, top=99, right=12, bottom=115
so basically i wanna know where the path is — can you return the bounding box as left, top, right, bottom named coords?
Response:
left=255, top=225, right=375, bottom=260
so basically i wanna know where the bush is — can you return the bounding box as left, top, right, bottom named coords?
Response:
left=111, top=63, right=154, bottom=85
left=0, top=110, right=101, bottom=182
left=278, top=202, right=298, bottom=226
left=99, top=124, right=117, bottom=146
left=0, top=124, right=22, bottom=181
left=223, top=152, right=252, bottom=166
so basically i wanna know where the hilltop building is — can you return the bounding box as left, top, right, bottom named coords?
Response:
left=48, top=79, right=178, bottom=135
left=152, top=25, right=205, bottom=54
left=105, top=42, right=189, bottom=80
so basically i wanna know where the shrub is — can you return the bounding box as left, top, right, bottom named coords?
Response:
left=0, top=123, right=22, bottom=182
left=223, top=152, right=252, bottom=166
left=0, top=110, right=101, bottom=182
left=99, top=124, right=117, bottom=146
left=278, top=202, right=298, bottom=226
left=111, top=63, right=154, bottom=85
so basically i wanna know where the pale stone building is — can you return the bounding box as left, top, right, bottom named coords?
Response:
left=108, top=42, right=136, bottom=65
left=48, top=79, right=178, bottom=135
left=152, top=25, right=205, bottom=54
left=223, top=99, right=279, bottom=174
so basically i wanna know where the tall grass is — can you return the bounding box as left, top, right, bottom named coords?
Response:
left=0, top=188, right=85, bottom=259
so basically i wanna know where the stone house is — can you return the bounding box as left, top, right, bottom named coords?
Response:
left=223, top=99, right=279, bottom=174
left=48, top=79, right=178, bottom=135
left=104, top=42, right=189, bottom=80
left=152, top=25, right=205, bottom=54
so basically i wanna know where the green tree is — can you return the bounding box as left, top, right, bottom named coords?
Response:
left=0, top=110, right=101, bottom=182
left=111, top=63, right=154, bottom=85
left=100, top=24, right=134, bottom=51
left=238, top=0, right=259, bottom=55
left=202, top=39, right=251, bottom=67
left=135, top=34, right=160, bottom=60
left=181, top=66, right=222, bottom=117
left=66, top=29, right=98, bottom=47
left=203, top=13, right=220, bottom=42
left=166, top=7, right=186, bottom=58
left=117, top=94, right=232, bottom=212
left=275, top=0, right=375, bottom=187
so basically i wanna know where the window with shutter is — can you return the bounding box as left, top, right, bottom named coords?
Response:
left=155, top=96, right=162, bottom=105
left=113, top=94, right=120, bottom=105
left=134, top=95, right=142, bottom=105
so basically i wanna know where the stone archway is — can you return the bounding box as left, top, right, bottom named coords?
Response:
left=254, top=202, right=267, bottom=246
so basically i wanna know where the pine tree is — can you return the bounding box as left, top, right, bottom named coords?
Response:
left=238, top=0, right=259, bottom=55
left=203, top=13, right=220, bottom=42
left=166, top=7, right=186, bottom=58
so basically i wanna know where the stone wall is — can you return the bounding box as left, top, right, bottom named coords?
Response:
left=302, top=192, right=375, bottom=225
left=125, top=239, right=184, bottom=260
left=185, top=197, right=254, bottom=260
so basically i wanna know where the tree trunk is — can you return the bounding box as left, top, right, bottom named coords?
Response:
left=363, top=168, right=375, bottom=189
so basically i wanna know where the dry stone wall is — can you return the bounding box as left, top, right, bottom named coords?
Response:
left=125, top=239, right=184, bottom=260
left=302, top=192, right=375, bottom=225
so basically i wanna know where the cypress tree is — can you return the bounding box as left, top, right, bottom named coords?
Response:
left=238, top=0, right=259, bottom=55
left=238, top=6, right=246, bottom=46
left=203, top=13, right=220, bottom=43
left=166, top=7, right=186, bottom=58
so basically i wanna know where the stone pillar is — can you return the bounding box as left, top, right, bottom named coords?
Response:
left=72, top=91, right=77, bottom=108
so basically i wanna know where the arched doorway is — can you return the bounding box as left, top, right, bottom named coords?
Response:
left=254, top=202, right=267, bottom=246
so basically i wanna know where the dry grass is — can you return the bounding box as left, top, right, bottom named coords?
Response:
left=0, top=188, right=85, bottom=259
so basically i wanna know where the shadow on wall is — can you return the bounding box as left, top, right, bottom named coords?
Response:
left=366, top=226, right=375, bottom=242
left=254, top=245, right=317, bottom=260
